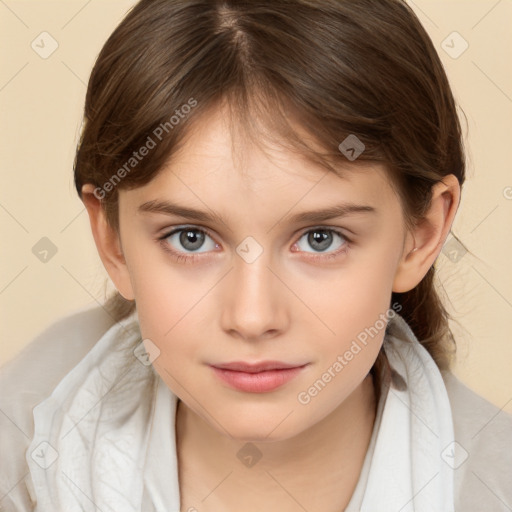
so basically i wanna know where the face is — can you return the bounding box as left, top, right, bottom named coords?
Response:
left=116, top=104, right=408, bottom=442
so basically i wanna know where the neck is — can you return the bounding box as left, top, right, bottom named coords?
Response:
left=176, top=373, right=377, bottom=512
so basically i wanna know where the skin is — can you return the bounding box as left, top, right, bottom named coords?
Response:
left=82, top=103, right=460, bottom=512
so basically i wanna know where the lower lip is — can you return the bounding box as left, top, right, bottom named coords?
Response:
left=211, top=366, right=307, bottom=393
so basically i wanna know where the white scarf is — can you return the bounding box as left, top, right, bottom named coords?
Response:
left=25, top=310, right=455, bottom=511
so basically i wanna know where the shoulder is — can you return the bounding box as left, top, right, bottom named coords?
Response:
left=0, top=306, right=117, bottom=424
left=442, top=371, right=512, bottom=511
left=0, top=306, right=116, bottom=511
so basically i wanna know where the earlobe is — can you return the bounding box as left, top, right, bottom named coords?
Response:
left=392, top=174, right=460, bottom=293
left=81, top=184, right=135, bottom=301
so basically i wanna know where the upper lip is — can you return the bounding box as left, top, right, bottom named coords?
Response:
left=211, top=361, right=308, bottom=373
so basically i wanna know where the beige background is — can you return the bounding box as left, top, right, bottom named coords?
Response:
left=0, top=0, right=511, bottom=412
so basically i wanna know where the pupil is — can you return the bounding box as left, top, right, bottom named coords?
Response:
left=180, top=230, right=204, bottom=250
left=309, top=230, right=331, bottom=252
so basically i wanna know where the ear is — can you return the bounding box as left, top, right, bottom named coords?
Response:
left=81, top=184, right=135, bottom=300
left=392, top=174, right=461, bottom=293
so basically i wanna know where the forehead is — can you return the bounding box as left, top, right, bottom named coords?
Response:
left=120, top=103, right=399, bottom=217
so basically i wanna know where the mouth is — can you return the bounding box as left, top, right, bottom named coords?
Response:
left=209, top=360, right=310, bottom=393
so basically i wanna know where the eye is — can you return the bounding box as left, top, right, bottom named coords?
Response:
left=292, top=227, right=349, bottom=259
left=158, top=225, right=350, bottom=264
left=158, top=226, right=219, bottom=261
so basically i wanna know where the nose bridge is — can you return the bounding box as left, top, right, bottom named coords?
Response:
left=221, top=246, right=286, bottom=340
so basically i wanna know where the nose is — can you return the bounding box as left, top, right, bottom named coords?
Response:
left=220, top=251, right=289, bottom=342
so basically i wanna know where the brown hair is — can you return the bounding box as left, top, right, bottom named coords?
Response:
left=74, top=0, right=465, bottom=386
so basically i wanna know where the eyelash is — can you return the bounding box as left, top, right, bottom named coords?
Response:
left=157, top=225, right=351, bottom=264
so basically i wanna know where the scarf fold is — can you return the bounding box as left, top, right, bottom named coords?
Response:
left=359, top=316, right=455, bottom=511
left=26, top=311, right=454, bottom=512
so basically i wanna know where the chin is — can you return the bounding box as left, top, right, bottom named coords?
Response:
left=224, top=424, right=299, bottom=444
left=210, top=406, right=308, bottom=443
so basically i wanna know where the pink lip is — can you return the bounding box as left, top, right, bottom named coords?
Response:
left=210, top=361, right=309, bottom=393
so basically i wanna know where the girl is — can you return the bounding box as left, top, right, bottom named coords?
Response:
left=1, top=0, right=511, bottom=511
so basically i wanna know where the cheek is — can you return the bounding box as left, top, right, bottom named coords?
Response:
left=302, top=241, right=400, bottom=373
left=135, top=274, right=204, bottom=349
left=129, top=251, right=200, bottom=366
left=136, top=281, right=206, bottom=399
left=310, top=246, right=398, bottom=328
left=124, top=233, right=205, bottom=338
left=129, top=260, right=216, bottom=388
left=295, top=273, right=393, bottom=418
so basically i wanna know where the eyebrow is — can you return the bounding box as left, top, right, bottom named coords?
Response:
left=137, top=199, right=377, bottom=225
